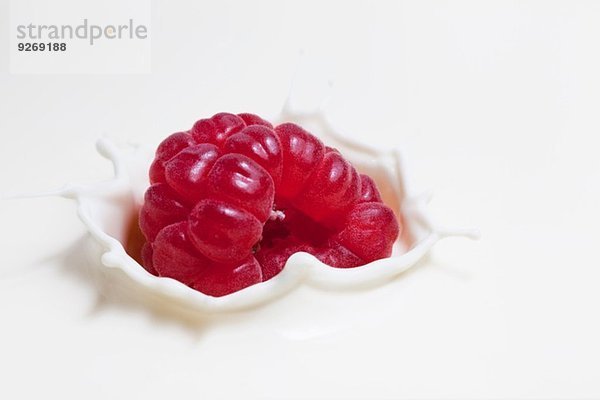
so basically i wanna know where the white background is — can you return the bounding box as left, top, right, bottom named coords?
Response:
left=1, top=1, right=600, bottom=399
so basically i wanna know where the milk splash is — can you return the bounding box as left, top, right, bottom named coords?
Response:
left=52, top=103, right=477, bottom=314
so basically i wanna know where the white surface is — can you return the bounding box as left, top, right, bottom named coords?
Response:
left=1, top=1, right=600, bottom=399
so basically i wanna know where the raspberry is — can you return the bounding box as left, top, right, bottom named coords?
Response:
left=358, top=174, right=383, bottom=203
left=191, top=113, right=246, bottom=147
left=139, top=182, right=189, bottom=241
left=204, top=153, right=274, bottom=221
left=152, top=222, right=262, bottom=296
left=188, top=199, right=263, bottom=263
left=334, top=202, right=399, bottom=262
left=275, top=123, right=325, bottom=199
left=149, top=132, right=196, bottom=184
left=237, top=113, right=273, bottom=129
left=293, top=151, right=361, bottom=226
left=164, top=144, right=220, bottom=204
left=139, top=112, right=400, bottom=296
left=255, top=239, right=314, bottom=281
left=223, top=126, right=283, bottom=188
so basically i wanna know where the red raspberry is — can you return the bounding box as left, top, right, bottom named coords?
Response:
left=152, top=222, right=262, bottom=296
left=333, top=202, right=399, bottom=262
left=275, top=123, right=325, bottom=199
left=139, top=182, right=189, bottom=241
left=164, top=144, right=220, bottom=204
left=139, top=112, right=400, bottom=296
left=204, top=153, right=274, bottom=221
left=293, top=151, right=361, bottom=226
left=188, top=198, right=263, bottom=263
left=149, top=132, right=196, bottom=184
left=358, top=174, right=383, bottom=203
left=223, top=126, right=283, bottom=188
left=191, top=113, right=246, bottom=147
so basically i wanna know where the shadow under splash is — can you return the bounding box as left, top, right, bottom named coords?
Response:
left=61, top=234, right=220, bottom=336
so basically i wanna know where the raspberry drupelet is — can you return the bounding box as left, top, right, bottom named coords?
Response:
left=139, top=113, right=400, bottom=296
